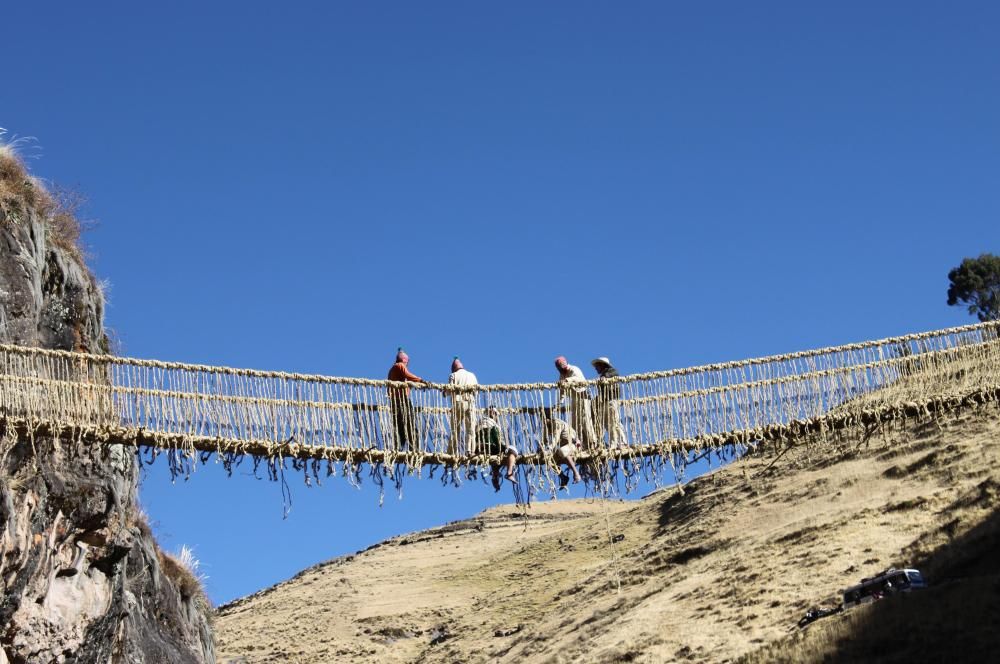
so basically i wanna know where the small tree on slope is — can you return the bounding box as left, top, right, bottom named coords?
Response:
left=947, top=253, right=1000, bottom=322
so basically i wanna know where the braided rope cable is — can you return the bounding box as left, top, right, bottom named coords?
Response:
left=0, top=320, right=993, bottom=386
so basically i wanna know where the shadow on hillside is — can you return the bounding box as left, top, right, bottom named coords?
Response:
left=656, top=483, right=703, bottom=529
left=823, top=502, right=1000, bottom=663
left=656, top=477, right=730, bottom=531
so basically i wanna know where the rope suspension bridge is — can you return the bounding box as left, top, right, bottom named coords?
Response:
left=2, top=322, right=998, bottom=500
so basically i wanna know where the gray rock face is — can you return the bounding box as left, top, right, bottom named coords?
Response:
left=0, top=158, right=215, bottom=662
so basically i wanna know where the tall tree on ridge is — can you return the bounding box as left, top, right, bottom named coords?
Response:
left=947, top=254, right=1000, bottom=322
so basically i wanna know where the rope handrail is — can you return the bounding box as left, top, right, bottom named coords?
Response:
left=1, top=319, right=994, bottom=389
left=1, top=341, right=973, bottom=410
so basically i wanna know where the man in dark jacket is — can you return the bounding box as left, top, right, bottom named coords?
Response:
left=591, top=357, right=627, bottom=447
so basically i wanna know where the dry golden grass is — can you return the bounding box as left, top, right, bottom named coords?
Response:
left=739, top=576, right=1000, bottom=664
left=159, top=544, right=213, bottom=620
left=214, top=404, right=1000, bottom=663
left=159, top=549, right=203, bottom=602
left=739, top=473, right=1000, bottom=663
left=126, top=503, right=214, bottom=624
left=0, top=139, right=90, bottom=267
left=129, top=506, right=155, bottom=540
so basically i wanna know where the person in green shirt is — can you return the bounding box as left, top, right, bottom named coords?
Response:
left=476, top=407, right=517, bottom=491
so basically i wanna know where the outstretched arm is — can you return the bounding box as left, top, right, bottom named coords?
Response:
left=400, top=366, right=424, bottom=383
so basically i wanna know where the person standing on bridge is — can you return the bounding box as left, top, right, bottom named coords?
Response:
left=448, top=356, right=478, bottom=457
left=387, top=347, right=429, bottom=451
left=554, top=356, right=597, bottom=450
left=591, top=357, right=627, bottom=447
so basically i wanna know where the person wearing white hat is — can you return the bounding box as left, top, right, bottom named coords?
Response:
left=591, top=357, right=627, bottom=447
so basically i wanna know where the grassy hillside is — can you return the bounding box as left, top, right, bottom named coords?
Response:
left=215, top=405, right=1000, bottom=663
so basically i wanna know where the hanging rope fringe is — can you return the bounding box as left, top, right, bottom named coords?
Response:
left=0, top=322, right=997, bottom=501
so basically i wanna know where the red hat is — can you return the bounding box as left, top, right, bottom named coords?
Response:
left=396, top=347, right=409, bottom=364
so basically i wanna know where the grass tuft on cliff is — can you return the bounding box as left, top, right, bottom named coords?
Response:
left=159, top=544, right=213, bottom=619
left=0, top=130, right=90, bottom=268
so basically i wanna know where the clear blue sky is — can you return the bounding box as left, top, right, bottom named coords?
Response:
left=3, top=1, right=998, bottom=604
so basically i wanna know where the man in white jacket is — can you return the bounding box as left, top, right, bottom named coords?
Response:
left=448, top=356, right=478, bottom=457
left=554, top=356, right=597, bottom=450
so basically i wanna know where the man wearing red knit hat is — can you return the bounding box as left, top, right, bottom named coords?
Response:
left=553, top=356, right=597, bottom=450
left=387, top=347, right=429, bottom=451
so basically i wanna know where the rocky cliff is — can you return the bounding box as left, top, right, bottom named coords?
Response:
left=0, top=146, right=215, bottom=663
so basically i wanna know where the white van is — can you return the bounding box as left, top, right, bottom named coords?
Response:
left=842, top=568, right=926, bottom=608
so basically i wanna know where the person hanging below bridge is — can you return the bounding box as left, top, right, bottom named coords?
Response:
left=591, top=356, right=627, bottom=447
left=554, top=356, right=597, bottom=450
left=476, top=406, right=518, bottom=491
left=448, top=356, right=478, bottom=457
left=544, top=407, right=583, bottom=489
left=387, top=347, right=429, bottom=451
